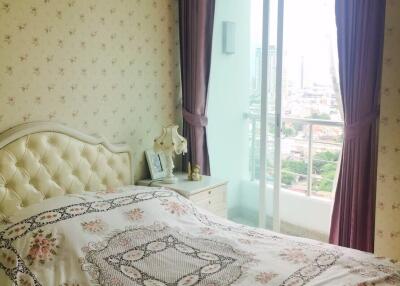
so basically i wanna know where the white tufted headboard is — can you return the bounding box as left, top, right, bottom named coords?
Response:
left=0, top=122, right=133, bottom=218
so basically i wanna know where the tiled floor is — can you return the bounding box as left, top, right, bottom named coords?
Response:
left=230, top=215, right=328, bottom=243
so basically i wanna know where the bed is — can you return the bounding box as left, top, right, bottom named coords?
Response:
left=0, top=122, right=399, bottom=286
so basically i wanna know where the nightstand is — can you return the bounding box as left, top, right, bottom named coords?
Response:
left=137, top=173, right=228, bottom=218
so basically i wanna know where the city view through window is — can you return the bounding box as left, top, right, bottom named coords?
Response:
left=248, top=0, right=343, bottom=199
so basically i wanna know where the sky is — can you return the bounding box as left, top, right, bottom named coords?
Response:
left=250, top=0, right=339, bottom=89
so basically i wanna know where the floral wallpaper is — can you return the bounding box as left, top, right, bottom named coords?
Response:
left=0, top=0, right=181, bottom=180
left=375, top=0, right=400, bottom=260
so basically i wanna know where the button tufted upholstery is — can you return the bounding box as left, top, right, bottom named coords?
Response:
left=0, top=122, right=132, bottom=217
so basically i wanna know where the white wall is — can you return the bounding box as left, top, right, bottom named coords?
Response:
left=208, top=0, right=251, bottom=216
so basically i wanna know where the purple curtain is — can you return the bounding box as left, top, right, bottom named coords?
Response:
left=329, top=0, right=386, bottom=252
left=179, top=0, right=215, bottom=175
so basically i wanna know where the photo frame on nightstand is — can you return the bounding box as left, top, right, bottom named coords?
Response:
left=145, top=149, right=168, bottom=180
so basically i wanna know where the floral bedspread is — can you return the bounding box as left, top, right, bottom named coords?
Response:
left=0, top=186, right=399, bottom=286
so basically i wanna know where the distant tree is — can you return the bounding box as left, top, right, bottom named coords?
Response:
left=313, top=178, right=333, bottom=193
left=282, top=172, right=296, bottom=186
left=314, top=166, right=336, bottom=192
left=313, top=151, right=339, bottom=193
left=313, top=151, right=339, bottom=174
left=282, top=126, right=295, bottom=137
left=282, top=160, right=307, bottom=175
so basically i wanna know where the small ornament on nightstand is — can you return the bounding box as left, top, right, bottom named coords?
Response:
left=190, top=164, right=202, bottom=181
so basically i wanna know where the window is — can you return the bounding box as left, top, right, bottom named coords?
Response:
left=248, top=0, right=343, bottom=199
left=208, top=0, right=342, bottom=235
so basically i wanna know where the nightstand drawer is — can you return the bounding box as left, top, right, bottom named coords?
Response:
left=189, top=185, right=226, bottom=202
left=195, top=201, right=227, bottom=218
left=137, top=173, right=228, bottom=218
left=189, top=185, right=227, bottom=217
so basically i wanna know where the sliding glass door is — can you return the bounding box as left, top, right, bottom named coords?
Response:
left=258, top=0, right=281, bottom=231
left=278, top=0, right=342, bottom=238
left=208, top=0, right=342, bottom=239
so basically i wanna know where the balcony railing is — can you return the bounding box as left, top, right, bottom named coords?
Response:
left=244, top=112, right=344, bottom=199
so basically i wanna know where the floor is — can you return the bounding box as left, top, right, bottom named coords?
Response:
left=230, top=215, right=329, bottom=242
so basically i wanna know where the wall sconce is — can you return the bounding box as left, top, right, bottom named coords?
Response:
left=223, top=21, right=235, bottom=54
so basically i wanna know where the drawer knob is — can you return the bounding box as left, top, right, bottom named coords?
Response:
left=208, top=200, right=211, bottom=205
left=208, top=191, right=211, bottom=195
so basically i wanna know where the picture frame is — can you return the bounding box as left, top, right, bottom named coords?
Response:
left=145, top=149, right=168, bottom=180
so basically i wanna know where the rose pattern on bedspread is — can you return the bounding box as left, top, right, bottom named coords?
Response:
left=279, top=248, right=311, bottom=264
left=255, top=272, right=279, bottom=284
left=124, top=208, right=144, bottom=221
left=0, top=187, right=399, bottom=286
left=26, top=229, right=60, bottom=266
left=81, top=218, right=108, bottom=234
left=161, top=199, right=189, bottom=216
